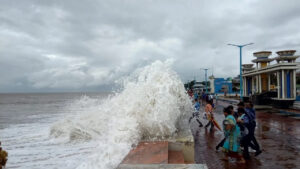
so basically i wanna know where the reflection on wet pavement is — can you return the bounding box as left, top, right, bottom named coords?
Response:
left=192, top=100, right=300, bottom=169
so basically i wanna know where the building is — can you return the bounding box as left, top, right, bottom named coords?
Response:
left=214, top=78, right=233, bottom=94
left=191, top=81, right=211, bottom=93
left=232, top=76, right=240, bottom=93
left=242, top=50, right=299, bottom=108
left=209, top=76, right=236, bottom=95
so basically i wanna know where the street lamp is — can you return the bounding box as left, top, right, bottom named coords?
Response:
left=227, top=43, right=254, bottom=100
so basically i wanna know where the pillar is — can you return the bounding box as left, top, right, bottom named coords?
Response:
left=243, top=77, right=245, bottom=96
left=252, top=76, right=255, bottom=94
left=287, top=70, right=291, bottom=98
left=247, top=77, right=251, bottom=96
left=244, top=77, right=247, bottom=96
left=277, top=71, right=280, bottom=99
left=256, top=75, right=259, bottom=93
left=210, top=78, right=215, bottom=93
left=293, top=70, right=296, bottom=98
left=259, top=74, right=262, bottom=93
left=268, top=73, right=271, bottom=90
left=282, top=70, right=285, bottom=99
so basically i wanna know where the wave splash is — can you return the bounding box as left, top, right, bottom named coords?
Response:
left=50, top=60, right=192, bottom=169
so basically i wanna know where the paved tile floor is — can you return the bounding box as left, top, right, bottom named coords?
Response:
left=192, top=100, right=300, bottom=169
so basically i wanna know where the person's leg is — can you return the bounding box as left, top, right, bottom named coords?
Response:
left=205, top=121, right=211, bottom=128
left=222, top=152, right=229, bottom=161
left=240, top=135, right=246, bottom=148
left=189, top=116, right=193, bottom=123
left=249, top=122, right=261, bottom=155
left=196, top=119, right=203, bottom=127
left=216, top=137, right=226, bottom=150
left=249, top=141, right=258, bottom=151
left=237, top=154, right=246, bottom=163
left=251, top=135, right=260, bottom=150
left=250, top=136, right=262, bottom=156
left=210, top=121, right=214, bottom=131
left=243, top=134, right=251, bottom=159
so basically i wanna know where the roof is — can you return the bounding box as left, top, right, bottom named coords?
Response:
left=253, top=51, right=272, bottom=54
left=274, top=55, right=299, bottom=61
left=276, top=50, right=296, bottom=56
left=252, top=58, right=274, bottom=63
left=193, top=83, right=204, bottom=87
left=253, top=51, right=272, bottom=58
left=242, top=62, right=299, bottom=77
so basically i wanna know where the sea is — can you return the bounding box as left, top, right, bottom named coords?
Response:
left=0, top=60, right=193, bottom=169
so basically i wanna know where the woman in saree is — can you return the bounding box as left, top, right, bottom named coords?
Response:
left=222, top=107, right=245, bottom=163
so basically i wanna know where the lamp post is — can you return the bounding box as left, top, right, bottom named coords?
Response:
left=227, top=43, right=254, bottom=100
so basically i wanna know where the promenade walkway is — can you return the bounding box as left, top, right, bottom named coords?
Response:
left=193, top=100, right=300, bottom=169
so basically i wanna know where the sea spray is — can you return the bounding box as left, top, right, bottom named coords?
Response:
left=50, top=60, right=193, bottom=169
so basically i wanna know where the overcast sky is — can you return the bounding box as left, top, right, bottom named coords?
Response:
left=1, top=0, right=300, bottom=92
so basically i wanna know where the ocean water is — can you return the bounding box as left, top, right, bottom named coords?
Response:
left=0, top=60, right=193, bottom=169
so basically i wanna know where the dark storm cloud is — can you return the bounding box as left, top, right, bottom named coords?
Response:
left=1, top=0, right=300, bottom=92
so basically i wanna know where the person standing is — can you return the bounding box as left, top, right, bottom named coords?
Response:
left=204, top=99, right=214, bottom=131
left=243, top=102, right=262, bottom=158
left=194, top=92, right=199, bottom=101
left=235, top=101, right=245, bottom=119
left=237, top=108, right=248, bottom=138
left=188, top=89, right=193, bottom=98
left=202, top=92, right=207, bottom=105
left=194, top=98, right=200, bottom=112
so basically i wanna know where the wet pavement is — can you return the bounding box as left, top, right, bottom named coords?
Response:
left=192, top=100, right=300, bottom=169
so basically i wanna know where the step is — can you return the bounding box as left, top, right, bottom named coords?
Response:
left=117, top=164, right=208, bottom=169
left=121, top=141, right=168, bottom=164
left=168, top=151, right=185, bottom=164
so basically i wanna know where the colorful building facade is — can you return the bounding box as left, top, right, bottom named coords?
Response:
left=210, top=76, right=234, bottom=94
left=242, top=50, right=299, bottom=107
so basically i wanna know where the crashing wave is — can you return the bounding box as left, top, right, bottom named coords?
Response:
left=50, top=59, right=193, bottom=169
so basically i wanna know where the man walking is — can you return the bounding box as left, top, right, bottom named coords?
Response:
left=243, top=102, right=262, bottom=159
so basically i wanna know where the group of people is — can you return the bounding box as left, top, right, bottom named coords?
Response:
left=191, top=95, right=262, bottom=164
left=216, top=102, right=262, bottom=163
left=188, top=89, right=217, bottom=106
left=190, top=92, right=215, bottom=130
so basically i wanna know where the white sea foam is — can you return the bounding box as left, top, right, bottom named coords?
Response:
left=50, top=60, right=193, bottom=169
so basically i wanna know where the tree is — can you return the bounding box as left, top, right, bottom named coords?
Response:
left=184, top=80, right=196, bottom=90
